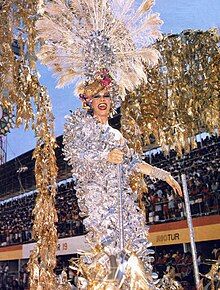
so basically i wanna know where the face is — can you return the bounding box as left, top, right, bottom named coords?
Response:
left=91, top=88, right=111, bottom=120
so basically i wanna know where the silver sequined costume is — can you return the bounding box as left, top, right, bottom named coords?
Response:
left=63, top=109, right=169, bottom=288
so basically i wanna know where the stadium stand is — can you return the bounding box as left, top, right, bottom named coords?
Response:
left=0, top=135, right=219, bottom=247
left=0, top=131, right=219, bottom=289
left=144, top=135, right=220, bottom=223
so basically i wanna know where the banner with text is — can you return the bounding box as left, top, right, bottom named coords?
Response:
left=22, top=235, right=90, bottom=259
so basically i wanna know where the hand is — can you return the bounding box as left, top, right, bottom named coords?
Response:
left=107, top=148, right=124, bottom=164
left=165, top=175, right=183, bottom=197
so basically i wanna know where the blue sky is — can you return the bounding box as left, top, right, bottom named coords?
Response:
left=6, top=0, right=220, bottom=161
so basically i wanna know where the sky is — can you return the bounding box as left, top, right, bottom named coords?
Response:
left=5, top=0, right=220, bottom=161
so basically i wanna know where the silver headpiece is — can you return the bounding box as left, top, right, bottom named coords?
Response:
left=36, top=0, right=163, bottom=103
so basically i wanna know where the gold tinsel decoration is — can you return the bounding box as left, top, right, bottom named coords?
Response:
left=0, top=1, right=219, bottom=289
left=0, top=1, right=59, bottom=289
left=28, top=86, right=58, bottom=290
left=121, top=29, right=220, bottom=156
left=121, top=29, right=219, bottom=210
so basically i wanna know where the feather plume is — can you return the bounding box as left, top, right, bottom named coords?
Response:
left=139, top=0, right=155, bottom=13
left=56, top=70, right=78, bottom=88
left=36, top=0, right=163, bottom=99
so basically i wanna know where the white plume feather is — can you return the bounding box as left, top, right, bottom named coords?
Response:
left=36, top=0, right=163, bottom=96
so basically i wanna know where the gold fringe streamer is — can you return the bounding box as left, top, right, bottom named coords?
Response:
left=121, top=29, right=220, bottom=210
left=121, top=29, right=220, bottom=156
left=28, top=87, right=58, bottom=290
left=0, top=2, right=59, bottom=289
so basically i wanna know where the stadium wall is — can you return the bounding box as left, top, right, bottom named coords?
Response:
left=1, top=215, right=219, bottom=261
left=149, top=214, right=220, bottom=246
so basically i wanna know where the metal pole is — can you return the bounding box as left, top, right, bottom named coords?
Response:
left=18, top=259, right=21, bottom=280
left=117, top=164, right=125, bottom=250
left=181, top=174, right=200, bottom=289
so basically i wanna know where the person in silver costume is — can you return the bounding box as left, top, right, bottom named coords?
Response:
left=63, top=83, right=182, bottom=289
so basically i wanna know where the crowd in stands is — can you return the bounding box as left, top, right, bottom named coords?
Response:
left=1, top=244, right=219, bottom=290
left=154, top=250, right=195, bottom=287
left=153, top=244, right=220, bottom=289
left=0, top=195, right=33, bottom=246
left=144, top=135, right=220, bottom=223
left=0, top=263, right=28, bottom=290
left=0, top=135, right=219, bottom=247
left=56, top=182, right=84, bottom=238
left=0, top=180, right=85, bottom=247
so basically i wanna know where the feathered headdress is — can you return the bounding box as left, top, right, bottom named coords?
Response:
left=36, top=0, right=163, bottom=104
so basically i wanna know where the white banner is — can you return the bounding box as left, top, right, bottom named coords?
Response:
left=22, top=235, right=90, bottom=259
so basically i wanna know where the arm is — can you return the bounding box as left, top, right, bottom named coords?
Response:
left=136, top=162, right=183, bottom=197
left=107, top=148, right=182, bottom=196
left=107, top=148, right=124, bottom=164
left=137, top=162, right=169, bottom=180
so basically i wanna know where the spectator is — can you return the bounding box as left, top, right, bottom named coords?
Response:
left=167, top=191, right=175, bottom=218
left=162, top=194, right=169, bottom=220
